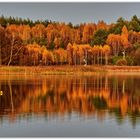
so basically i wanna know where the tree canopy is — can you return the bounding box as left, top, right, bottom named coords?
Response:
left=0, top=15, right=140, bottom=66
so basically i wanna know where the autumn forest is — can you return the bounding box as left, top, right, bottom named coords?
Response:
left=0, top=15, right=140, bottom=66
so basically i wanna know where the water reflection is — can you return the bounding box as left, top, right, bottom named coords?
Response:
left=0, top=75, right=140, bottom=128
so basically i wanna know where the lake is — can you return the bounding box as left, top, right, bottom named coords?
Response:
left=0, top=74, right=140, bottom=137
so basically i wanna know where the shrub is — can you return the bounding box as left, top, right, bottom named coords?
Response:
left=133, top=48, right=140, bottom=65
left=111, top=56, right=122, bottom=65
left=125, top=56, right=134, bottom=66
left=116, top=59, right=127, bottom=66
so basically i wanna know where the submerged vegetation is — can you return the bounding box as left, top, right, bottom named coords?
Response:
left=0, top=15, right=140, bottom=66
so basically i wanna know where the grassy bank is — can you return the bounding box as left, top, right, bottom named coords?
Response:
left=0, top=65, right=140, bottom=75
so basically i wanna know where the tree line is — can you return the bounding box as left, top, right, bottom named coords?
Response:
left=0, top=15, right=140, bottom=66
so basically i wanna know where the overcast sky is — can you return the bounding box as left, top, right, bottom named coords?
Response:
left=0, top=3, right=140, bottom=24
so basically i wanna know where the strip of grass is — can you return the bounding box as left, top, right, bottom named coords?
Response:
left=0, top=65, right=140, bottom=75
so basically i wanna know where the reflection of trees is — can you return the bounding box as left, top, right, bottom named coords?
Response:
left=8, top=80, right=14, bottom=113
left=0, top=75, right=140, bottom=127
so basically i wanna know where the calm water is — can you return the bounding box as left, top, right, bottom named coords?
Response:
left=0, top=74, right=140, bottom=137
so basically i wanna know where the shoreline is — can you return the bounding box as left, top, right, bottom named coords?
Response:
left=0, top=65, right=140, bottom=75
